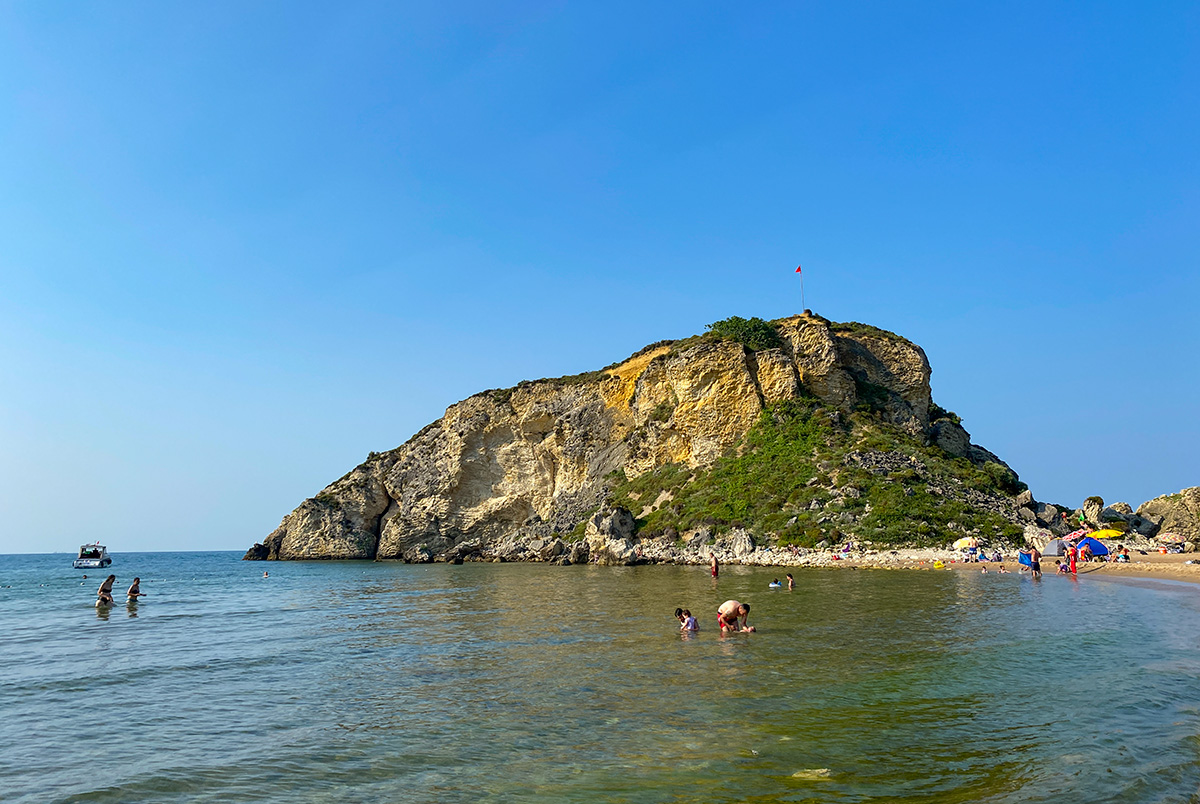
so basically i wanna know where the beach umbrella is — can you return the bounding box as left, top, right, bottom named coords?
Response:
left=952, top=537, right=972, bottom=550
left=1090, top=529, right=1123, bottom=540
left=1064, top=528, right=1088, bottom=541
left=1157, top=532, right=1187, bottom=544
left=1076, top=536, right=1110, bottom=556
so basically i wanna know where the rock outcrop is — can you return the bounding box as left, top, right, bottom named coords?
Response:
left=1137, top=488, right=1200, bottom=541
left=245, top=314, right=1022, bottom=561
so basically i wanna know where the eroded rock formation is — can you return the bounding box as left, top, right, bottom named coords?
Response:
left=245, top=314, right=1011, bottom=561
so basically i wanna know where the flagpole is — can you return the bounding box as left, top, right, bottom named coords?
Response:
left=801, top=272, right=805, bottom=311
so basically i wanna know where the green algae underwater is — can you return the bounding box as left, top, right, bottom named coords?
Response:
left=4, top=552, right=1200, bottom=803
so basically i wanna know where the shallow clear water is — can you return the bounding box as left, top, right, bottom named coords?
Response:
left=3, top=552, right=1200, bottom=803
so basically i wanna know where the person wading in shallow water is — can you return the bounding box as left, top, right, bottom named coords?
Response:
left=126, top=578, right=144, bottom=601
left=96, top=575, right=116, bottom=605
left=717, top=600, right=755, bottom=632
left=710, top=552, right=719, bottom=579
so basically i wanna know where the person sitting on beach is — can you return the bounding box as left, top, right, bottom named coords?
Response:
left=717, top=600, right=755, bottom=632
left=991, top=550, right=1002, bottom=562
left=126, top=577, right=144, bottom=601
left=96, top=575, right=116, bottom=605
left=1117, top=546, right=1130, bottom=563
left=680, top=609, right=698, bottom=631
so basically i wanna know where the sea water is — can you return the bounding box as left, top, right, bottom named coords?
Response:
left=3, top=552, right=1200, bottom=803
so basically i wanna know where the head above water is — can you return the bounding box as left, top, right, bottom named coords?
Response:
left=106, top=574, right=116, bottom=581
left=739, top=603, right=750, bottom=615
left=674, top=608, right=684, bottom=619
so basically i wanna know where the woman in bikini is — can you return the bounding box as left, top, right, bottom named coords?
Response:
left=96, top=575, right=116, bottom=606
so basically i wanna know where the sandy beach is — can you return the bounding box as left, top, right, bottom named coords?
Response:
left=833, top=548, right=1200, bottom=585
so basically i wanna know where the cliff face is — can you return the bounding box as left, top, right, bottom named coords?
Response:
left=247, top=314, right=1009, bottom=561
left=1137, top=488, right=1200, bottom=541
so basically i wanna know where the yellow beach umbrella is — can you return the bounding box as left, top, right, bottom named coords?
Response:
left=1091, top=529, right=1123, bottom=540
left=952, top=537, right=973, bottom=550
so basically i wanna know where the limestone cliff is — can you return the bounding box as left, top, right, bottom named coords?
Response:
left=1137, top=488, right=1200, bottom=541
left=245, top=314, right=1021, bottom=561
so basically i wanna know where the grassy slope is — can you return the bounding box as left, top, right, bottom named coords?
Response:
left=607, top=398, right=1024, bottom=548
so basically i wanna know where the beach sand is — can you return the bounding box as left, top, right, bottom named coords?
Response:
left=834, top=549, right=1200, bottom=585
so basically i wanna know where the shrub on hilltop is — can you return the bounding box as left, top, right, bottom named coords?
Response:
left=705, top=316, right=783, bottom=352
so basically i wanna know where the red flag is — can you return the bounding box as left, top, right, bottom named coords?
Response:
left=795, top=265, right=802, bottom=274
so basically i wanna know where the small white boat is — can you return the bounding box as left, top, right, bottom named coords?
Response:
left=73, top=542, right=112, bottom=569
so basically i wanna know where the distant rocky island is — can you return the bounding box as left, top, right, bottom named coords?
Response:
left=245, top=313, right=1198, bottom=564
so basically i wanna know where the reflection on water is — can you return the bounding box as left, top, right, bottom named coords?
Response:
left=1, top=552, right=1200, bottom=803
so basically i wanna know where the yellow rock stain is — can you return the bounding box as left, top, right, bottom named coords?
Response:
left=599, top=346, right=671, bottom=410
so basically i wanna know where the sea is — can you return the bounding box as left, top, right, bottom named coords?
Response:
left=3, top=551, right=1200, bottom=803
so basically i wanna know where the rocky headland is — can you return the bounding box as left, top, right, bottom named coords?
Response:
left=245, top=313, right=1197, bottom=566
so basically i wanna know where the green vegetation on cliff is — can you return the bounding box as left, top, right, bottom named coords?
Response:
left=705, top=316, right=784, bottom=351
left=608, top=398, right=1023, bottom=548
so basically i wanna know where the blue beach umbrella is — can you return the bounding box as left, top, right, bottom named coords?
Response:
left=1075, top=536, right=1110, bottom=556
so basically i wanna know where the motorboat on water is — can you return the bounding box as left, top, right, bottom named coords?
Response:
left=73, top=542, right=112, bottom=569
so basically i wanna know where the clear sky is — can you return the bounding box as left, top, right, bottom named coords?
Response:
left=1, top=2, right=1197, bottom=554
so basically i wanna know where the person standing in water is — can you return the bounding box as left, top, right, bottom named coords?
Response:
left=97, top=575, right=116, bottom=605
left=717, top=600, right=754, bottom=632
left=710, top=552, right=719, bottom=579
left=1028, top=545, right=1042, bottom=579
left=126, top=577, right=144, bottom=601
left=786, top=573, right=795, bottom=590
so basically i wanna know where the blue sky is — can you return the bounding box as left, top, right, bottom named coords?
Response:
left=1, top=2, right=1197, bottom=553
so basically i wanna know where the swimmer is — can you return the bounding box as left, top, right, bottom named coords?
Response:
left=786, top=573, right=794, bottom=590
left=126, top=577, right=144, bottom=601
left=998, top=564, right=1008, bottom=574
left=263, top=571, right=269, bottom=578
left=981, top=566, right=988, bottom=574
left=717, top=600, right=755, bottom=632
left=96, top=574, right=116, bottom=606
left=680, top=609, right=698, bottom=631
left=769, top=578, right=782, bottom=588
